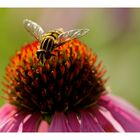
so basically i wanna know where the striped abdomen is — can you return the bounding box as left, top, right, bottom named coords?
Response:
left=40, top=32, right=58, bottom=52
left=37, top=31, right=61, bottom=63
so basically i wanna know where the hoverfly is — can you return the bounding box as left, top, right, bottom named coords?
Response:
left=23, top=19, right=89, bottom=64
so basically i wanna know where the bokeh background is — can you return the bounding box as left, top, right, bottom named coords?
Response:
left=0, top=8, right=140, bottom=109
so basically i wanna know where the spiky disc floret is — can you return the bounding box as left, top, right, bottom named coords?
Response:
left=3, top=39, right=107, bottom=118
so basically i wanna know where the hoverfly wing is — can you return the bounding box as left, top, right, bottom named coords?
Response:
left=58, top=28, right=89, bottom=44
left=23, top=19, right=45, bottom=41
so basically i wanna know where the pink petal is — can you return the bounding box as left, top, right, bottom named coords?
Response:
left=80, top=110, right=104, bottom=132
left=48, top=112, right=72, bottom=132
left=99, top=94, right=140, bottom=132
left=38, top=120, right=49, bottom=132
left=22, top=113, right=41, bottom=132
left=0, top=104, right=45, bottom=132
left=102, top=94, right=140, bottom=119
left=0, top=104, right=16, bottom=123
left=91, top=107, right=118, bottom=132
left=0, top=111, right=28, bottom=132
left=67, top=112, right=80, bottom=132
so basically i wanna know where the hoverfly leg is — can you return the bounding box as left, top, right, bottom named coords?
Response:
left=36, top=49, right=46, bottom=64
left=53, top=49, right=61, bottom=53
left=45, top=52, right=56, bottom=60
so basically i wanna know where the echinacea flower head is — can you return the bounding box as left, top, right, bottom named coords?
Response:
left=0, top=39, right=140, bottom=132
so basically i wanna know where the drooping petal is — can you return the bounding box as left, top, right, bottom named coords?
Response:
left=38, top=120, right=49, bottom=132
left=90, top=107, right=123, bottom=132
left=99, top=94, right=140, bottom=132
left=102, top=94, right=140, bottom=119
left=66, top=112, right=80, bottom=132
left=48, top=112, right=72, bottom=132
left=80, top=110, right=104, bottom=132
left=0, top=104, right=16, bottom=123
left=0, top=105, right=48, bottom=132
left=22, top=113, right=41, bottom=132
left=0, top=111, right=28, bottom=132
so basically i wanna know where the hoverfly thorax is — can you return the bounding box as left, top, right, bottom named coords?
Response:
left=23, top=19, right=89, bottom=64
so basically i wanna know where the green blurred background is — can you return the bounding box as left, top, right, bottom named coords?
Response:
left=0, top=8, right=140, bottom=109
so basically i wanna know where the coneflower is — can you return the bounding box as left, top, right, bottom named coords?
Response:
left=0, top=39, right=140, bottom=132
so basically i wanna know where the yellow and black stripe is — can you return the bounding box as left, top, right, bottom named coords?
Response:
left=37, top=30, right=63, bottom=63
left=40, top=31, right=62, bottom=52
